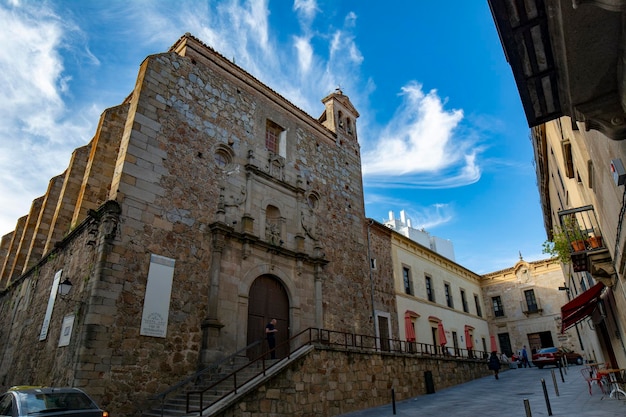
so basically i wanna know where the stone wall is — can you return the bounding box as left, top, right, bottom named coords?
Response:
left=221, top=347, right=494, bottom=417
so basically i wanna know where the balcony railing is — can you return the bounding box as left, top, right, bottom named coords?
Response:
left=520, top=297, right=543, bottom=315
left=557, top=205, right=611, bottom=275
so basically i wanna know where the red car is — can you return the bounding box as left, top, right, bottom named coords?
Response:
left=532, top=347, right=584, bottom=368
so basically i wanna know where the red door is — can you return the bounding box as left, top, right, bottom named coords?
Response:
left=247, top=275, right=289, bottom=360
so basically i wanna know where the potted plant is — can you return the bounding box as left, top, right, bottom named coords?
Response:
left=542, top=228, right=573, bottom=263
left=542, top=216, right=588, bottom=262
left=587, top=234, right=603, bottom=249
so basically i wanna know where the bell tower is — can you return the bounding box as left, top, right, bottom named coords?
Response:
left=319, top=88, right=359, bottom=140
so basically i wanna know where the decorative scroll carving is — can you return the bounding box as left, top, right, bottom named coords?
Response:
left=575, top=94, right=626, bottom=140
left=224, top=185, right=247, bottom=208
left=301, top=210, right=319, bottom=241
left=573, top=0, right=626, bottom=12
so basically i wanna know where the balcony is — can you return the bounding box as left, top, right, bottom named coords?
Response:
left=520, top=298, right=543, bottom=316
left=557, top=206, right=614, bottom=284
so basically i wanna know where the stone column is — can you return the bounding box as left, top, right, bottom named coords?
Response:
left=314, top=264, right=324, bottom=328
left=200, top=224, right=226, bottom=365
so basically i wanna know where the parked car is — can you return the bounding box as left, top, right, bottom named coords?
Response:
left=560, top=347, right=585, bottom=365
left=532, top=347, right=584, bottom=368
left=0, top=387, right=108, bottom=416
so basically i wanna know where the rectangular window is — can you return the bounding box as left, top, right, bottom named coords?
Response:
left=562, top=141, right=574, bottom=178
left=265, top=120, right=283, bottom=153
left=445, top=283, right=453, bottom=308
left=425, top=275, right=434, bottom=302
left=474, top=294, right=482, bottom=317
left=460, top=289, right=468, bottom=313
left=402, top=266, right=413, bottom=295
left=492, top=296, right=504, bottom=317
left=524, top=289, right=539, bottom=313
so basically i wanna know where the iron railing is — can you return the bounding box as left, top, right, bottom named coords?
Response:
left=184, top=327, right=489, bottom=415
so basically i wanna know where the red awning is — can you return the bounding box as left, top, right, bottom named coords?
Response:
left=561, top=282, right=605, bottom=333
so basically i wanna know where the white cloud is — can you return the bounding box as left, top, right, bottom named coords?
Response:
left=293, top=0, right=318, bottom=21
left=0, top=2, right=95, bottom=236
left=361, top=82, right=481, bottom=188
left=294, top=35, right=313, bottom=74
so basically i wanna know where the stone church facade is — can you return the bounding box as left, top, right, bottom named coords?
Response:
left=0, top=34, right=393, bottom=414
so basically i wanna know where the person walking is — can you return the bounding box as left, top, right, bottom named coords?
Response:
left=522, top=345, right=530, bottom=368
left=265, top=318, right=278, bottom=359
left=488, top=351, right=501, bottom=379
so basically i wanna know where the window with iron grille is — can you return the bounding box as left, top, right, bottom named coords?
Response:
left=492, top=296, right=504, bottom=317
left=402, top=266, right=413, bottom=295
left=460, top=289, right=468, bottom=313
left=524, top=289, right=539, bottom=313
left=425, top=275, right=434, bottom=302
left=445, top=283, right=453, bottom=308
left=474, top=294, right=482, bottom=317
left=265, top=120, right=283, bottom=153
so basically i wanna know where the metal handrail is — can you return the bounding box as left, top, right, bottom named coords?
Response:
left=185, top=327, right=319, bottom=414
left=148, top=339, right=261, bottom=415
left=184, top=327, right=489, bottom=415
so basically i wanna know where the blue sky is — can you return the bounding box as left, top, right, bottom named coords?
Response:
left=0, top=0, right=547, bottom=274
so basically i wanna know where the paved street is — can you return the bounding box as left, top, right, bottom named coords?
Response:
left=339, top=364, right=626, bottom=416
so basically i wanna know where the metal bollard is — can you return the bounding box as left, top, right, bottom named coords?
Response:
left=391, top=388, right=396, bottom=415
left=523, top=398, right=532, bottom=417
left=541, top=378, right=553, bottom=416
left=551, top=370, right=560, bottom=396
left=558, top=364, right=565, bottom=383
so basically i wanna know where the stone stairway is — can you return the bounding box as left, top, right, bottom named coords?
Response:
left=141, top=357, right=276, bottom=417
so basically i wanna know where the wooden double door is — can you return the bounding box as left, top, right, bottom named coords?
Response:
left=246, top=275, right=289, bottom=360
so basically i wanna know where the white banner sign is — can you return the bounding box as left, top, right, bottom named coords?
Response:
left=58, top=314, right=75, bottom=347
left=39, top=270, right=62, bottom=341
left=140, top=254, right=175, bottom=338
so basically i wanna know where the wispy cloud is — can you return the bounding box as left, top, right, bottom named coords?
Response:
left=0, top=1, right=95, bottom=235
left=362, top=82, right=481, bottom=188
left=294, top=0, right=319, bottom=21
left=0, top=0, right=485, bottom=242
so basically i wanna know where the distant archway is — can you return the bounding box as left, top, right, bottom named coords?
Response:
left=247, top=275, right=289, bottom=360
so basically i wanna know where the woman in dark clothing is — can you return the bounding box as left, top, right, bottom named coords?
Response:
left=488, top=351, right=501, bottom=379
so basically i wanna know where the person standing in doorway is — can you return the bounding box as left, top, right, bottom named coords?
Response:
left=265, top=319, right=278, bottom=359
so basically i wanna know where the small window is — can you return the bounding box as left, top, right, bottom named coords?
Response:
left=307, top=192, right=319, bottom=209
left=213, top=144, right=234, bottom=169
left=425, top=275, right=434, bottom=302
left=562, top=141, right=574, bottom=178
left=445, top=283, right=453, bottom=308
left=474, top=294, right=482, bottom=317
left=214, top=149, right=231, bottom=168
left=265, top=120, right=283, bottom=154
left=524, top=289, right=539, bottom=313
left=402, top=266, right=413, bottom=295
left=460, top=289, right=468, bottom=313
left=492, top=296, right=504, bottom=317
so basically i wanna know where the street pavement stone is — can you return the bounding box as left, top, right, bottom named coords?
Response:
left=338, top=364, right=626, bottom=416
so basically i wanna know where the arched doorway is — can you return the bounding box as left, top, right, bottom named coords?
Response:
left=247, top=275, right=289, bottom=360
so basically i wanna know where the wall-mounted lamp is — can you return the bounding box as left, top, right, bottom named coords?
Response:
left=58, top=278, right=73, bottom=297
